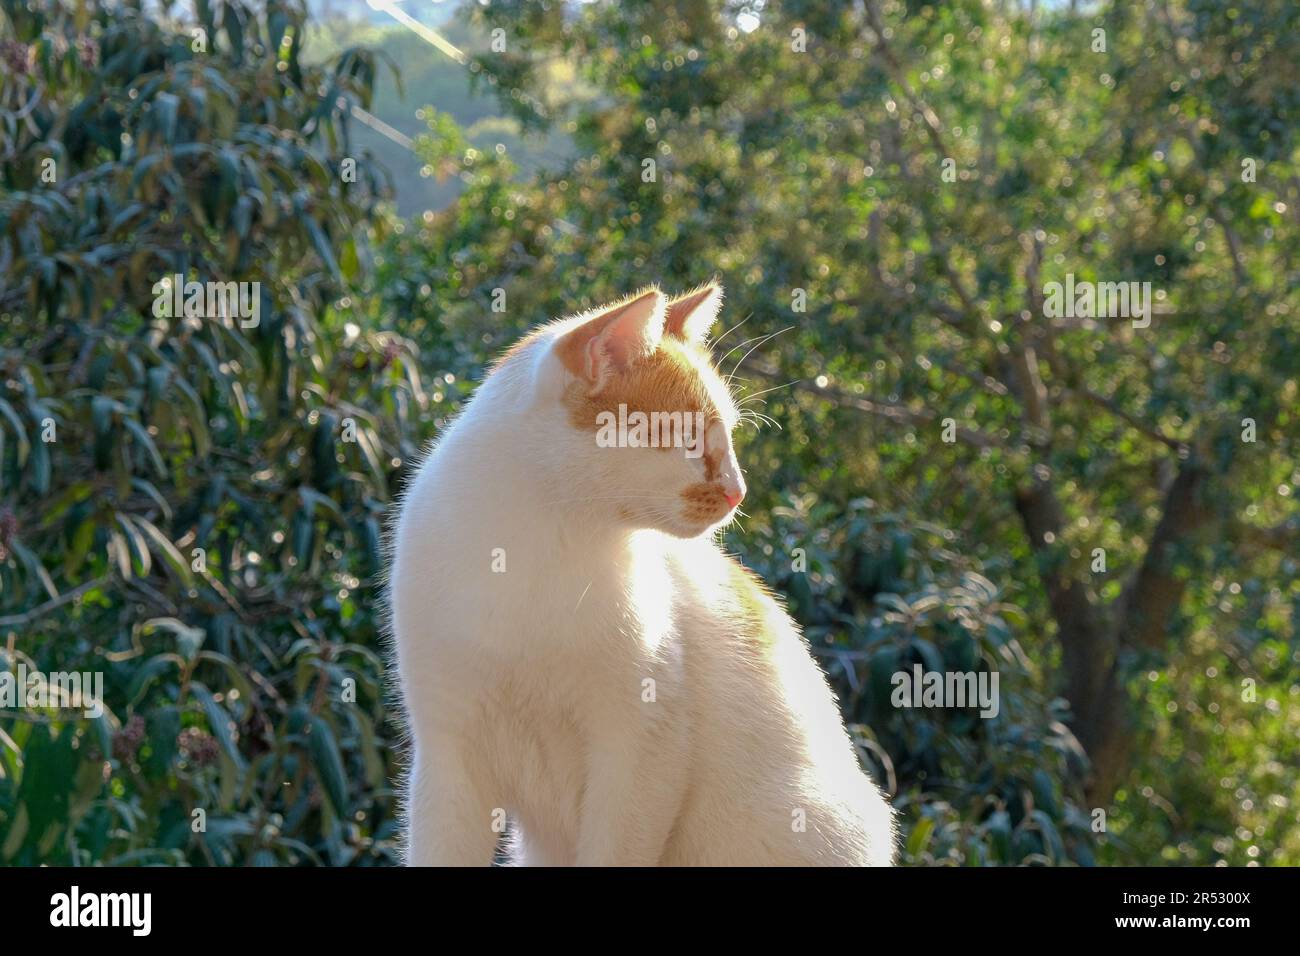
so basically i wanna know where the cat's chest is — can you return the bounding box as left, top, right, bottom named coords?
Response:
left=453, top=526, right=664, bottom=632
left=454, top=558, right=687, bottom=739
left=484, top=558, right=678, bottom=658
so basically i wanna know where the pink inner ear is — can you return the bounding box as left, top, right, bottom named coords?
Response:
left=598, top=296, right=663, bottom=367
left=558, top=289, right=665, bottom=388
left=583, top=334, right=607, bottom=381
left=665, top=284, right=723, bottom=343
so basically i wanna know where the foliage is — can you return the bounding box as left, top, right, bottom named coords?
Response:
left=0, top=0, right=408, bottom=864
left=444, top=0, right=1300, bottom=864
left=1, top=0, right=1296, bottom=867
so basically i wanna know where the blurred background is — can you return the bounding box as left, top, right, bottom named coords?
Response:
left=0, top=0, right=1296, bottom=866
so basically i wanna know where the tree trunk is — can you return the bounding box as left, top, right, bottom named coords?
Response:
left=1016, top=461, right=1214, bottom=805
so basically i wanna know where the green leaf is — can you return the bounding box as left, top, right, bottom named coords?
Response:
left=155, top=92, right=180, bottom=145
left=189, top=682, right=245, bottom=770
left=0, top=398, right=31, bottom=468
left=127, top=654, right=184, bottom=705
left=906, top=815, right=935, bottom=858
left=142, top=618, right=206, bottom=662
left=307, top=713, right=348, bottom=816
left=123, top=417, right=167, bottom=477
left=133, top=517, right=195, bottom=587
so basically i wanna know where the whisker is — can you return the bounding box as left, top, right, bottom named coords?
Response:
left=737, top=408, right=781, bottom=431
left=726, top=326, right=794, bottom=384
left=739, top=379, right=802, bottom=404
left=708, top=313, right=753, bottom=352
left=714, top=328, right=775, bottom=369
left=574, top=579, right=594, bottom=612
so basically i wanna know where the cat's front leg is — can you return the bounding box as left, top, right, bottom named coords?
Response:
left=576, top=692, right=689, bottom=867
left=404, top=733, right=500, bottom=866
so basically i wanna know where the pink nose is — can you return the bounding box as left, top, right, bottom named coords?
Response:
left=724, top=489, right=744, bottom=509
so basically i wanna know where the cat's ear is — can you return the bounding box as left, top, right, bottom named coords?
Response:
left=556, top=288, right=666, bottom=390
left=665, top=282, right=723, bottom=345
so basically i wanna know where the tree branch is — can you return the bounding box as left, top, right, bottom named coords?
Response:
left=1233, top=514, right=1300, bottom=554
left=738, top=357, right=1008, bottom=450
left=1116, top=461, right=1215, bottom=650
left=0, top=576, right=110, bottom=631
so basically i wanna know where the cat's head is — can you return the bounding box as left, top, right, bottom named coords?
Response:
left=539, top=283, right=746, bottom=539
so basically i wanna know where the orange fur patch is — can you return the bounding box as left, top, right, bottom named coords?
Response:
left=681, top=481, right=729, bottom=522
left=562, top=338, right=726, bottom=437
left=492, top=303, right=743, bottom=526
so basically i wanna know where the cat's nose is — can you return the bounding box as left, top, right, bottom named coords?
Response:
left=717, top=451, right=745, bottom=509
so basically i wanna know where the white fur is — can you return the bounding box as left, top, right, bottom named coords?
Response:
left=388, top=306, right=897, bottom=866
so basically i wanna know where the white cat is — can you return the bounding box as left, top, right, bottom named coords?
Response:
left=388, top=283, right=896, bottom=865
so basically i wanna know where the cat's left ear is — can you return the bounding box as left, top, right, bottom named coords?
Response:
left=556, top=287, right=666, bottom=392
left=665, top=282, right=723, bottom=345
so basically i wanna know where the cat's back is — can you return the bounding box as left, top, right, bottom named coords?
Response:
left=388, top=349, right=546, bottom=605
left=386, top=373, right=542, bottom=698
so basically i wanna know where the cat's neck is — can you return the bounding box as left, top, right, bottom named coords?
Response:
left=428, top=343, right=692, bottom=578
left=434, top=394, right=647, bottom=567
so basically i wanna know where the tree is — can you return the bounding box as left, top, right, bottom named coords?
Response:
left=4, top=0, right=1294, bottom=867
left=0, top=0, right=410, bottom=864
left=455, top=0, right=1298, bottom=859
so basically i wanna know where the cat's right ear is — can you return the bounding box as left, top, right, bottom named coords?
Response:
left=555, top=288, right=666, bottom=392
left=665, top=282, right=723, bottom=345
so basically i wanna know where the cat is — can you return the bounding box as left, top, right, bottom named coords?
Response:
left=388, top=283, right=897, bottom=865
